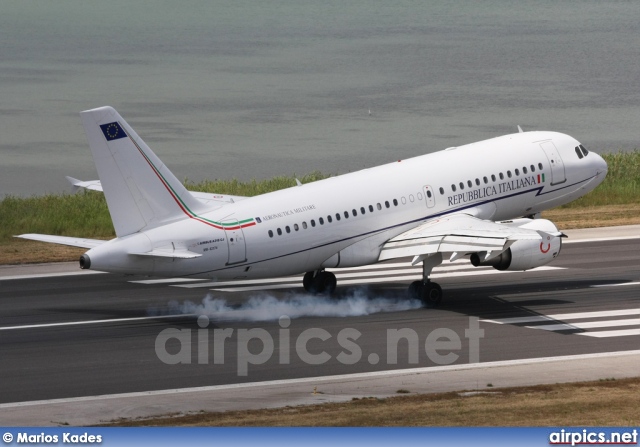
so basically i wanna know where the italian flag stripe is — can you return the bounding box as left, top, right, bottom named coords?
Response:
left=124, top=127, right=255, bottom=231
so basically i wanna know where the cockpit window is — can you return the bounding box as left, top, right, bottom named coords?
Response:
left=580, top=144, right=589, bottom=157
left=575, top=146, right=584, bottom=159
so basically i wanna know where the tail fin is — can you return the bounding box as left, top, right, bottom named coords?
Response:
left=80, top=106, right=207, bottom=237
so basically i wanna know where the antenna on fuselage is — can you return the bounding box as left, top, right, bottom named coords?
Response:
left=517, top=125, right=524, bottom=133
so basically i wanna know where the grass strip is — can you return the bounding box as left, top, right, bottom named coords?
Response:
left=105, top=377, right=640, bottom=426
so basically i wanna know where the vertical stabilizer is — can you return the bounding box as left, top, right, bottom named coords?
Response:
left=80, top=106, right=207, bottom=237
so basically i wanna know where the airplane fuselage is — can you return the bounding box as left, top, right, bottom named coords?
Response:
left=87, top=130, right=607, bottom=280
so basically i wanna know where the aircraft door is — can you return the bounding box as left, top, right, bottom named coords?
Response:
left=423, top=185, right=436, bottom=208
left=222, top=220, right=247, bottom=265
left=540, top=141, right=566, bottom=185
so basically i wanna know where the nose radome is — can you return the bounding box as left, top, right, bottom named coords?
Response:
left=594, top=152, right=608, bottom=176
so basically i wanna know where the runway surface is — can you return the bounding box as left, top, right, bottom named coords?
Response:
left=0, top=226, right=639, bottom=418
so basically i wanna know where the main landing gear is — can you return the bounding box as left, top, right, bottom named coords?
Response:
left=303, top=270, right=337, bottom=295
left=408, top=252, right=444, bottom=308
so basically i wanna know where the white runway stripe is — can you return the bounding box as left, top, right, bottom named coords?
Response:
left=527, top=318, right=640, bottom=331
left=483, top=308, right=640, bottom=338
left=590, top=282, right=640, bottom=288
left=0, top=314, right=194, bottom=331
left=483, top=308, right=640, bottom=325
left=578, top=329, right=640, bottom=338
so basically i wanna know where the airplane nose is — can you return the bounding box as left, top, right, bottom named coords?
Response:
left=594, top=152, right=608, bottom=177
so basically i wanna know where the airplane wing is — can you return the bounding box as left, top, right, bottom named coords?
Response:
left=66, top=177, right=247, bottom=204
left=379, top=214, right=555, bottom=263
left=15, top=234, right=106, bottom=249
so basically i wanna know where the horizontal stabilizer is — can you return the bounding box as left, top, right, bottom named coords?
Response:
left=16, top=234, right=106, bottom=249
left=66, top=176, right=103, bottom=193
left=66, top=177, right=247, bottom=204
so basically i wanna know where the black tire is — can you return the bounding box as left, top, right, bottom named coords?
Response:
left=303, top=271, right=315, bottom=292
left=408, top=280, right=423, bottom=300
left=421, top=282, right=443, bottom=308
left=321, top=271, right=337, bottom=295
left=312, top=271, right=337, bottom=295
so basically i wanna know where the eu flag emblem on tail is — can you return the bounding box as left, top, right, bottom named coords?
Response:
left=100, top=122, right=127, bottom=141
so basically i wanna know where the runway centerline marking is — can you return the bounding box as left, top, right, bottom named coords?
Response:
left=0, top=314, right=196, bottom=331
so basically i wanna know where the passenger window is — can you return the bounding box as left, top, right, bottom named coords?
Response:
left=360, top=207, right=366, bottom=214
left=369, top=205, right=374, bottom=212
left=385, top=201, right=390, bottom=208
left=538, top=163, right=543, bottom=170
left=327, top=215, right=332, bottom=223
left=439, top=187, right=444, bottom=195
left=475, top=178, right=480, bottom=186
left=344, top=211, right=349, bottom=218
left=285, top=226, right=291, bottom=233
left=459, top=182, right=464, bottom=190
left=499, top=173, right=504, bottom=180
left=268, top=230, right=274, bottom=238
left=507, top=171, right=512, bottom=178
left=426, top=190, right=432, bottom=198
left=319, top=217, right=324, bottom=225
left=515, top=168, right=520, bottom=176
left=336, top=213, right=341, bottom=221
left=352, top=209, right=357, bottom=216
left=277, top=228, right=282, bottom=235
left=377, top=203, right=382, bottom=210
left=483, top=176, right=488, bottom=184
left=467, top=180, right=472, bottom=188
left=302, top=222, right=308, bottom=229
left=531, top=164, right=535, bottom=172
left=409, top=195, right=414, bottom=202
left=393, top=199, right=398, bottom=206
left=523, top=166, right=528, bottom=174
left=452, top=184, right=457, bottom=192
left=311, top=220, right=316, bottom=227
left=491, top=174, right=496, bottom=182
left=294, top=223, right=299, bottom=231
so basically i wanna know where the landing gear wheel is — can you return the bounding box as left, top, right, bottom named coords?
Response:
left=408, top=280, right=423, bottom=300
left=421, top=282, right=442, bottom=308
left=303, top=271, right=337, bottom=295
left=303, top=272, right=315, bottom=292
left=313, top=271, right=337, bottom=295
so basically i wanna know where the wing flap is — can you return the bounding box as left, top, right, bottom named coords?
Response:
left=16, top=234, right=106, bottom=249
left=379, top=214, right=541, bottom=262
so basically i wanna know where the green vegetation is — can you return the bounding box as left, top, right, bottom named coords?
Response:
left=184, top=171, right=327, bottom=197
left=558, top=150, right=640, bottom=208
left=0, top=191, right=114, bottom=242
left=0, top=173, right=327, bottom=245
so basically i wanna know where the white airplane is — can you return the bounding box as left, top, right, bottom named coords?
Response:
left=18, top=107, right=608, bottom=307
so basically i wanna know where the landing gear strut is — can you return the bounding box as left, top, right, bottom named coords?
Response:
left=408, top=253, right=444, bottom=308
left=303, top=270, right=337, bottom=295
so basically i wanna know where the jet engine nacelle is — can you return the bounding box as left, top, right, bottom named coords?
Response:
left=470, top=219, right=562, bottom=271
